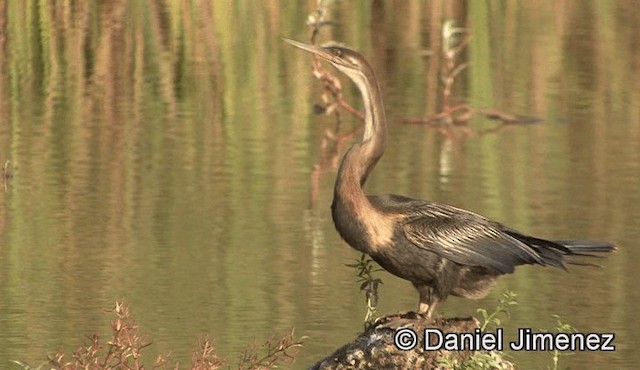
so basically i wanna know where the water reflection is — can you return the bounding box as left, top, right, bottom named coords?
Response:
left=0, top=1, right=638, bottom=369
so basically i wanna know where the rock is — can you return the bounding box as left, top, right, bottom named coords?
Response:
left=309, top=313, right=514, bottom=370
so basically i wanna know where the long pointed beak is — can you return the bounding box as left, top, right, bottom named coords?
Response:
left=282, top=37, right=335, bottom=62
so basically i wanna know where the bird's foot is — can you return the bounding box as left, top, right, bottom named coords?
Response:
left=372, top=311, right=434, bottom=331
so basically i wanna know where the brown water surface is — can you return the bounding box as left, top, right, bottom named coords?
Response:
left=0, top=2, right=638, bottom=369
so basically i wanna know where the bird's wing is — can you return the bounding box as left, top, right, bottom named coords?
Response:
left=399, top=201, right=546, bottom=274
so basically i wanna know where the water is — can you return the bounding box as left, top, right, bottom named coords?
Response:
left=0, top=1, right=638, bottom=369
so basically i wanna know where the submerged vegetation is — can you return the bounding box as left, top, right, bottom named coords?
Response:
left=12, top=301, right=304, bottom=370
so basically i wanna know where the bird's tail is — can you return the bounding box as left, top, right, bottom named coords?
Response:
left=554, top=240, right=618, bottom=267
left=504, top=230, right=617, bottom=269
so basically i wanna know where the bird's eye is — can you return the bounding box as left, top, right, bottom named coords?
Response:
left=331, top=48, right=342, bottom=57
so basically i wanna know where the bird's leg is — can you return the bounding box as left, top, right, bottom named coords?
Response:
left=425, top=299, right=439, bottom=318
left=417, top=286, right=439, bottom=318
left=374, top=286, right=438, bottom=330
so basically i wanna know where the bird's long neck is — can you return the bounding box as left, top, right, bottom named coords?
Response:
left=333, top=69, right=387, bottom=214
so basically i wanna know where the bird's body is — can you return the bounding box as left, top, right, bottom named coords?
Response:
left=285, top=38, right=616, bottom=317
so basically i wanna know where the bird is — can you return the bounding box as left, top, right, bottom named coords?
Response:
left=283, top=38, right=616, bottom=318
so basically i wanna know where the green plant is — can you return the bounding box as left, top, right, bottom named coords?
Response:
left=477, top=291, right=518, bottom=331
left=547, top=315, right=577, bottom=370
left=346, top=254, right=383, bottom=326
left=437, top=291, right=519, bottom=370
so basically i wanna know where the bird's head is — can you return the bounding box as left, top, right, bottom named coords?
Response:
left=283, top=38, right=373, bottom=83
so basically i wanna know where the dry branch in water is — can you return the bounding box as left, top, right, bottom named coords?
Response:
left=237, top=329, right=304, bottom=370
left=403, top=19, right=541, bottom=127
left=13, top=300, right=302, bottom=370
